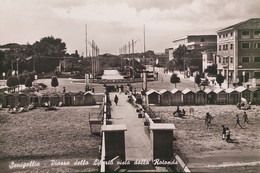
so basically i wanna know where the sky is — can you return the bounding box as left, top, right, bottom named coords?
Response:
left=0, top=0, right=260, bottom=55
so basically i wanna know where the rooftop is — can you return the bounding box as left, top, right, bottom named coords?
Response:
left=217, top=18, right=260, bottom=32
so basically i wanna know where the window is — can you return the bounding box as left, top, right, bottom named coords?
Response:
left=230, top=44, right=233, bottom=50
left=230, top=57, right=233, bottom=63
left=219, top=57, right=221, bottom=63
left=230, top=32, right=233, bottom=37
left=254, top=72, right=260, bottom=79
left=219, top=35, right=221, bottom=39
left=219, top=45, right=221, bottom=51
left=254, top=42, right=260, bottom=48
left=254, top=30, right=260, bottom=36
left=254, top=57, right=260, bottom=62
left=241, top=43, right=250, bottom=49
left=201, top=38, right=205, bottom=42
left=242, top=57, right=249, bottom=63
left=226, top=44, right=228, bottom=50
left=223, top=45, right=226, bottom=50
left=223, top=34, right=225, bottom=38
left=223, top=57, right=226, bottom=63
left=226, top=33, right=228, bottom=38
left=242, top=30, right=250, bottom=36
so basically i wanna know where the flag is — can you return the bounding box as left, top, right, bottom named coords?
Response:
left=25, top=56, right=32, bottom=60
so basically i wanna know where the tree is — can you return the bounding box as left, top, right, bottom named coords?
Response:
left=216, top=74, right=225, bottom=88
left=25, top=77, right=32, bottom=88
left=173, top=45, right=187, bottom=71
left=195, top=74, right=201, bottom=87
left=165, top=60, right=175, bottom=72
left=170, top=73, right=180, bottom=88
left=204, top=64, right=217, bottom=76
left=186, top=49, right=203, bottom=72
left=51, top=76, right=59, bottom=92
left=18, top=74, right=26, bottom=85
left=32, top=36, right=66, bottom=57
left=7, top=76, right=16, bottom=92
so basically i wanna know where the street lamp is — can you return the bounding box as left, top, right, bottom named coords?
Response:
left=34, top=75, right=38, bottom=85
left=2, top=72, right=5, bottom=86
left=242, top=71, right=245, bottom=87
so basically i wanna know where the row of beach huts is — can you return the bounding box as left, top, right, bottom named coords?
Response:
left=0, top=91, right=104, bottom=108
left=146, top=86, right=260, bottom=106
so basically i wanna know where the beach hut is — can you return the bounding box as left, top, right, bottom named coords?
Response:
left=29, top=93, right=40, bottom=105
left=73, top=91, right=85, bottom=106
left=214, top=88, right=228, bottom=104
left=205, top=88, right=216, bottom=104
left=62, top=92, right=73, bottom=106
left=41, top=93, right=50, bottom=105
left=18, top=93, right=28, bottom=107
left=0, top=92, right=7, bottom=108
left=93, top=93, right=105, bottom=105
left=159, top=89, right=172, bottom=106
left=171, top=89, right=182, bottom=105
left=182, top=88, right=195, bottom=105
left=249, top=88, right=260, bottom=105
left=84, top=91, right=95, bottom=105
left=5, top=94, right=16, bottom=107
left=146, top=89, right=160, bottom=105
left=235, top=86, right=252, bottom=103
left=225, top=88, right=239, bottom=104
left=49, top=93, right=62, bottom=106
left=195, top=90, right=206, bottom=105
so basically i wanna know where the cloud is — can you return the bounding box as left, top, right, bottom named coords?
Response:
left=0, top=0, right=259, bottom=55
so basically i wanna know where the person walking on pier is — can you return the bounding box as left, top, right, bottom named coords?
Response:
left=114, top=95, right=119, bottom=106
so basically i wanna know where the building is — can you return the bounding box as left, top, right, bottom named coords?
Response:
left=172, top=35, right=217, bottom=50
left=0, top=43, right=26, bottom=52
left=171, top=35, right=217, bottom=73
left=216, top=18, right=260, bottom=86
left=202, top=51, right=217, bottom=72
left=165, top=48, right=174, bottom=61
left=155, top=52, right=168, bottom=67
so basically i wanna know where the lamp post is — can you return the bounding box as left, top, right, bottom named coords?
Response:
left=227, top=56, right=229, bottom=88
left=2, top=72, right=5, bottom=86
left=242, top=71, right=245, bottom=87
left=35, top=75, right=38, bottom=85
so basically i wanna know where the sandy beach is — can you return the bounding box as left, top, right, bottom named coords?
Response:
left=151, top=105, right=260, bottom=172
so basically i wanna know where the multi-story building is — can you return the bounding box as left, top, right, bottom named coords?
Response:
left=202, top=51, right=217, bottom=72
left=172, top=35, right=217, bottom=50
left=165, top=48, right=174, bottom=61
left=171, top=35, right=217, bottom=73
left=155, top=52, right=169, bottom=67
left=217, top=18, right=260, bottom=85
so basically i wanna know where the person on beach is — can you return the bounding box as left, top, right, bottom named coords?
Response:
left=173, top=106, right=181, bottom=116
left=181, top=109, right=186, bottom=116
left=63, top=87, right=66, bottom=93
left=235, top=114, right=243, bottom=128
left=114, top=95, right=119, bottom=106
left=222, top=125, right=226, bottom=140
left=226, top=127, right=233, bottom=143
left=243, top=111, right=249, bottom=124
left=205, top=112, right=212, bottom=128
